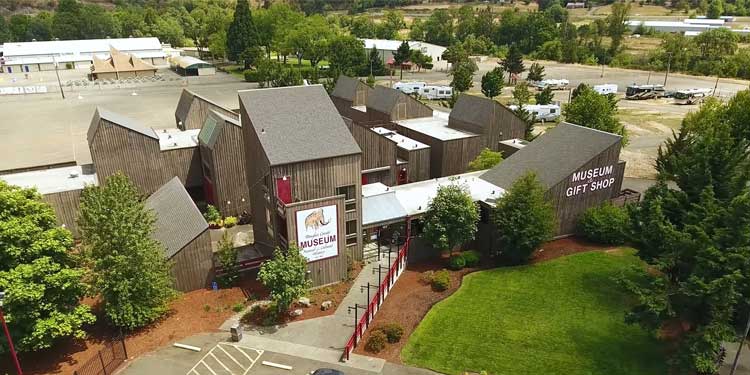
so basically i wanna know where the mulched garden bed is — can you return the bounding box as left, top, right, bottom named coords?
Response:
left=352, top=236, right=613, bottom=363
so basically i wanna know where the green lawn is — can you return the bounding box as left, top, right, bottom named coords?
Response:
left=401, top=249, right=667, bottom=375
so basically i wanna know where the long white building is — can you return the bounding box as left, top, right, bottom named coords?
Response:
left=0, top=37, right=167, bottom=74
left=626, top=19, right=750, bottom=36
left=361, top=38, right=449, bottom=71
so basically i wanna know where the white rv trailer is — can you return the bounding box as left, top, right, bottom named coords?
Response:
left=593, top=84, right=618, bottom=95
left=508, top=104, right=561, bottom=122
left=673, top=88, right=712, bottom=105
left=394, top=81, right=427, bottom=94
left=534, top=79, right=570, bottom=91
left=419, top=85, right=453, bottom=100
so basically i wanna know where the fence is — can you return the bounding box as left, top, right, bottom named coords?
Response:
left=341, top=222, right=411, bottom=361
left=73, top=338, right=127, bottom=375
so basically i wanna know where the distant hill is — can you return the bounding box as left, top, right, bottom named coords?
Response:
left=0, top=0, right=268, bottom=16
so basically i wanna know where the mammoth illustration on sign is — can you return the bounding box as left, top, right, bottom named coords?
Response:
left=304, top=208, right=331, bottom=233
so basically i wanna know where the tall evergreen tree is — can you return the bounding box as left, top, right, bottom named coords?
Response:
left=78, top=173, right=175, bottom=330
left=393, top=40, right=411, bottom=80
left=535, top=86, right=554, bottom=105
left=481, top=67, right=504, bottom=99
left=450, top=59, right=477, bottom=93
left=526, top=62, right=545, bottom=82
left=501, top=45, right=525, bottom=84
left=227, top=0, right=260, bottom=69
left=0, top=16, right=11, bottom=43
left=0, top=181, right=94, bottom=353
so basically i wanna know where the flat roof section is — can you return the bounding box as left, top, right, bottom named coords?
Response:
left=0, top=165, right=98, bottom=194
left=157, top=128, right=200, bottom=151
left=372, top=127, right=430, bottom=151
left=396, top=111, right=478, bottom=141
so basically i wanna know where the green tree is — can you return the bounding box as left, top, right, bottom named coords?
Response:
left=468, top=148, right=503, bottom=171
left=328, top=35, right=367, bottom=77
left=393, top=40, right=411, bottom=80
left=707, top=0, right=725, bottom=18
left=535, top=86, right=554, bottom=105
left=564, top=85, right=627, bottom=145
left=450, top=59, right=477, bottom=93
left=606, top=2, right=631, bottom=56
left=78, top=173, right=175, bottom=330
left=422, top=9, right=454, bottom=46
left=577, top=203, right=630, bottom=245
left=52, top=0, right=82, bottom=40
left=455, top=5, right=476, bottom=42
left=0, top=181, right=94, bottom=353
left=514, top=107, right=537, bottom=141
left=624, top=97, right=750, bottom=372
left=258, top=245, right=311, bottom=315
left=216, top=232, right=239, bottom=288
left=421, top=183, right=479, bottom=254
left=526, top=62, right=546, bottom=82
left=227, top=0, right=260, bottom=69
left=367, top=45, right=387, bottom=76
left=376, top=10, right=405, bottom=39
left=409, top=18, right=425, bottom=41
left=350, top=16, right=376, bottom=38
left=501, top=45, right=525, bottom=84
left=481, top=67, right=505, bottom=99
left=491, top=173, right=555, bottom=265
left=409, top=49, right=432, bottom=72
left=512, top=81, right=531, bottom=105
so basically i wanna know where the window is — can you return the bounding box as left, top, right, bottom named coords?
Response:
left=337, top=185, right=357, bottom=211
left=346, top=220, right=357, bottom=236
left=550, top=108, right=557, bottom=114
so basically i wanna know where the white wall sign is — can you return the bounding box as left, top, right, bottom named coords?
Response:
left=565, top=164, right=616, bottom=198
left=295, top=205, right=339, bottom=262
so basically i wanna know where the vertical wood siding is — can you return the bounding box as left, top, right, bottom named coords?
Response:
left=178, top=95, right=238, bottom=130
left=169, top=230, right=213, bottom=291
left=42, top=190, right=82, bottom=237
left=345, top=120, right=398, bottom=185
left=206, top=120, right=251, bottom=217
left=449, top=107, right=526, bottom=151
left=396, top=124, right=482, bottom=178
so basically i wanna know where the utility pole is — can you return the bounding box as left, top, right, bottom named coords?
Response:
left=713, top=75, right=721, bottom=97
left=663, top=52, right=672, bottom=87
left=52, top=56, right=65, bottom=99
left=0, top=292, right=23, bottom=375
left=729, top=310, right=750, bottom=375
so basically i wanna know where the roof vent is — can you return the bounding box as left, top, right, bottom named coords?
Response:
left=168, top=135, right=172, bottom=139
left=261, top=128, right=266, bottom=134
left=172, top=142, right=178, bottom=147
left=68, top=172, right=79, bottom=178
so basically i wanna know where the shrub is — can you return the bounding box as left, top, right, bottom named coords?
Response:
left=224, top=216, right=238, bottom=228
left=232, top=302, right=245, bottom=312
left=378, top=323, right=404, bottom=343
left=203, top=304, right=211, bottom=312
left=462, top=250, right=481, bottom=267
left=431, top=269, right=451, bottom=291
left=577, top=203, right=631, bottom=245
left=448, top=254, right=466, bottom=270
left=204, top=205, right=221, bottom=223
left=419, top=270, right=435, bottom=285
left=244, top=69, right=261, bottom=82
left=365, top=330, right=387, bottom=353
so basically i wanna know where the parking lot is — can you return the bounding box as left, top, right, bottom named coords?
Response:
left=188, top=343, right=263, bottom=375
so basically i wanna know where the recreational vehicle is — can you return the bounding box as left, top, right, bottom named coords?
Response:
left=509, top=104, right=561, bottom=122
left=394, top=81, right=427, bottom=95
left=593, top=84, right=618, bottom=95
left=534, top=79, right=570, bottom=91
left=625, top=84, right=666, bottom=100
left=419, top=85, right=453, bottom=100
left=673, top=88, right=712, bottom=105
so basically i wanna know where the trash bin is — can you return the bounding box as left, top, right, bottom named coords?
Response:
left=230, top=324, right=242, bottom=342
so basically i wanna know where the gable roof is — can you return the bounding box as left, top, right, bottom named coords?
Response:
left=480, top=122, right=622, bottom=190
left=91, top=47, right=156, bottom=74
left=198, top=110, right=241, bottom=148
left=238, top=85, right=361, bottom=166
left=366, top=86, right=402, bottom=115
left=175, top=89, right=238, bottom=128
left=87, top=107, right=157, bottom=145
left=145, top=177, right=208, bottom=259
left=449, top=94, right=521, bottom=130
left=331, top=75, right=370, bottom=102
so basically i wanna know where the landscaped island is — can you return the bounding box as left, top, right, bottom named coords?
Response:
left=401, top=249, right=667, bottom=375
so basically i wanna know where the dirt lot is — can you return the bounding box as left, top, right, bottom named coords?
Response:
left=353, top=237, right=613, bottom=363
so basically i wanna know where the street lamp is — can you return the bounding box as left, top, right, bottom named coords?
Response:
left=0, top=291, right=23, bottom=375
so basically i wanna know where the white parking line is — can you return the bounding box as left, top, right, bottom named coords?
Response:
left=187, top=343, right=264, bottom=375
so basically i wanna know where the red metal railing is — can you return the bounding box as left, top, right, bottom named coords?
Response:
left=341, top=223, right=411, bottom=361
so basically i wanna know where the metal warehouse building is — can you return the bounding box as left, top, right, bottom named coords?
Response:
left=170, top=56, right=216, bottom=76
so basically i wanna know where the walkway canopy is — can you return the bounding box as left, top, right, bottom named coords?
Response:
left=170, top=56, right=215, bottom=76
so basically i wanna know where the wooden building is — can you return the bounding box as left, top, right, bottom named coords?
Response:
left=449, top=94, right=528, bottom=151
left=365, top=86, right=433, bottom=122
left=0, top=165, right=98, bottom=237
left=331, top=75, right=373, bottom=123
left=145, top=177, right=213, bottom=292
left=88, top=108, right=202, bottom=197
left=175, top=89, right=238, bottom=131
left=90, top=47, right=157, bottom=81
left=344, top=118, right=399, bottom=185
left=198, top=110, right=250, bottom=217
left=240, top=85, right=364, bottom=287
left=480, top=122, right=625, bottom=236
left=371, top=127, right=430, bottom=183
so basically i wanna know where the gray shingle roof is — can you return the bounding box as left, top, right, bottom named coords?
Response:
left=198, top=110, right=240, bottom=148
left=238, top=85, right=361, bottom=166
left=88, top=107, right=156, bottom=145
left=480, top=122, right=622, bottom=190
left=145, top=177, right=208, bottom=259
left=449, top=94, right=519, bottom=129
left=175, top=89, right=195, bottom=125
left=362, top=191, right=408, bottom=226
left=331, top=75, right=365, bottom=101
left=366, top=86, right=402, bottom=114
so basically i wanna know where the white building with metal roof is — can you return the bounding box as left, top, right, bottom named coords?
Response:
left=360, top=38, right=449, bottom=71
left=0, top=37, right=167, bottom=74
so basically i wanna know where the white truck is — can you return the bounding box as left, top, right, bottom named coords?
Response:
left=593, top=84, right=618, bottom=95
left=419, top=85, right=453, bottom=100
left=533, top=79, right=570, bottom=91
left=508, top=104, right=561, bottom=123
left=393, top=81, right=427, bottom=95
